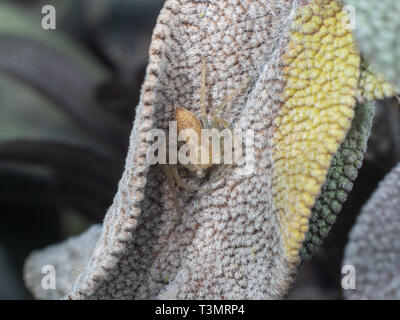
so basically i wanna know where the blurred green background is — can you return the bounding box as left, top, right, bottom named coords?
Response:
left=0, top=0, right=164, bottom=299
left=0, top=0, right=399, bottom=300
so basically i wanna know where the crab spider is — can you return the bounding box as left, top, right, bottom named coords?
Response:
left=163, top=57, right=250, bottom=217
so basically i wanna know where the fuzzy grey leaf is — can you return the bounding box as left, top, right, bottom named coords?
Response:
left=343, top=162, right=400, bottom=299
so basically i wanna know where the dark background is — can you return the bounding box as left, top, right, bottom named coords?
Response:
left=0, top=0, right=399, bottom=299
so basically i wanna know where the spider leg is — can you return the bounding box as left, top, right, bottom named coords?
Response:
left=214, top=118, right=236, bottom=166
left=171, top=165, right=200, bottom=191
left=200, top=58, right=207, bottom=117
left=211, top=78, right=251, bottom=126
left=214, top=118, right=231, bottom=129
left=200, top=57, right=210, bottom=127
left=162, top=165, right=182, bottom=217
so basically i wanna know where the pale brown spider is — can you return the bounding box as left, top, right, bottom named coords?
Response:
left=163, top=57, right=250, bottom=217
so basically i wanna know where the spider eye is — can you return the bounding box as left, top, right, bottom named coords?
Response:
left=196, top=169, right=205, bottom=178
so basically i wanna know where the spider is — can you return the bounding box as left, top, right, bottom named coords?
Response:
left=163, top=57, right=250, bottom=217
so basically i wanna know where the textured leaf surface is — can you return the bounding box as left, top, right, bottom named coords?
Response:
left=66, top=0, right=300, bottom=299
left=343, top=162, right=400, bottom=299
left=24, top=225, right=102, bottom=300
left=23, top=0, right=380, bottom=299
left=344, top=0, right=400, bottom=89
left=273, top=0, right=360, bottom=262
left=301, top=102, right=375, bottom=261
left=357, top=60, right=398, bottom=102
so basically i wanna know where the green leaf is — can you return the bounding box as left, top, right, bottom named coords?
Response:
left=300, top=101, right=375, bottom=262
